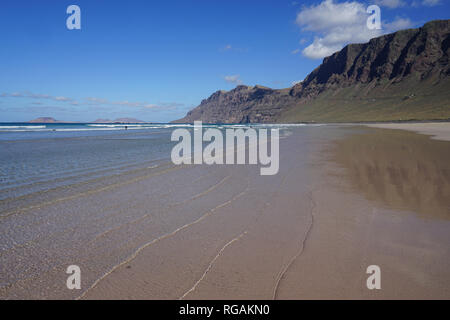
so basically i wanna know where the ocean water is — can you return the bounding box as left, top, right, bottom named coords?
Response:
left=0, top=123, right=186, bottom=200
left=0, top=122, right=309, bottom=201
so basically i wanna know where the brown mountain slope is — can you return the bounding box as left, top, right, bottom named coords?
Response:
left=174, top=85, right=298, bottom=123
left=174, top=20, right=450, bottom=123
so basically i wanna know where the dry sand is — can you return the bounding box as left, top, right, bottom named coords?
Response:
left=1, top=125, right=449, bottom=299
left=366, top=122, right=450, bottom=141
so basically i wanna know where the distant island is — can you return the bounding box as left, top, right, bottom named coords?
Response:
left=28, top=117, right=148, bottom=123
left=174, top=20, right=450, bottom=123
left=29, top=117, right=73, bottom=123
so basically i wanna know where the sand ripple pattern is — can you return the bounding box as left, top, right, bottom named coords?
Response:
left=77, top=183, right=250, bottom=300
left=272, top=189, right=316, bottom=300
left=179, top=230, right=248, bottom=300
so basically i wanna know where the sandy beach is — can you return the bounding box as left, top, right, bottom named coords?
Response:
left=366, top=122, right=450, bottom=141
left=0, top=124, right=449, bottom=299
left=2, top=0, right=450, bottom=306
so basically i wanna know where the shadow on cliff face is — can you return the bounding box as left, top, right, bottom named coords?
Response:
left=331, top=127, right=450, bottom=220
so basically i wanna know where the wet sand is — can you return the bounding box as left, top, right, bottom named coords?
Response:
left=1, top=125, right=449, bottom=299
left=277, top=127, right=450, bottom=299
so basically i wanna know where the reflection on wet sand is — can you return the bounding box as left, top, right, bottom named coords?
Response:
left=332, top=127, right=450, bottom=220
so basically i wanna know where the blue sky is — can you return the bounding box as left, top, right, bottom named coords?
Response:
left=0, top=0, right=448, bottom=122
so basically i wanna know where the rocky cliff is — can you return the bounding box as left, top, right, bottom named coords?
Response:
left=174, top=20, right=450, bottom=123
left=175, top=85, right=298, bottom=123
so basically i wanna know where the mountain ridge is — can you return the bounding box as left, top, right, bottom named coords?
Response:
left=174, top=20, right=450, bottom=123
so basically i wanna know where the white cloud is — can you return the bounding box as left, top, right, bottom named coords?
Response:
left=296, top=0, right=368, bottom=32
left=375, top=0, right=405, bottom=8
left=291, top=48, right=300, bottom=54
left=221, top=44, right=232, bottom=51
left=296, top=0, right=414, bottom=59
left=302, top=39, right=342, bottom=59
left=110, top=100, right=184, bottom=110
left=384, top=17, right=413, bottom=32
left=422, top=0, right=440, bottom=6
left=54, top=96, right=71, bottom=102
left=220, top=44, right=248, bottom=53
left=1, top=91, right=74, bottom=103
left=296, top=0, right=381, bottom=59
left=0, top=91, right=184, bottom=111
left=142, top=103, right=181, bottom=110
left=86, top=97, right=185, bottom=110
left=224, top=74, right=243, bottom=85
left=112, top=100, right=143, bottom=107
left=86, top=97, right=108, bottom=104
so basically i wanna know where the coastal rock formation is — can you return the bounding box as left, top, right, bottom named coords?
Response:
left=289, top=19, right=450, bottom=99
left=174, top=85, right=298, bottom=123
left=174, top=20, right=450, bottom=123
